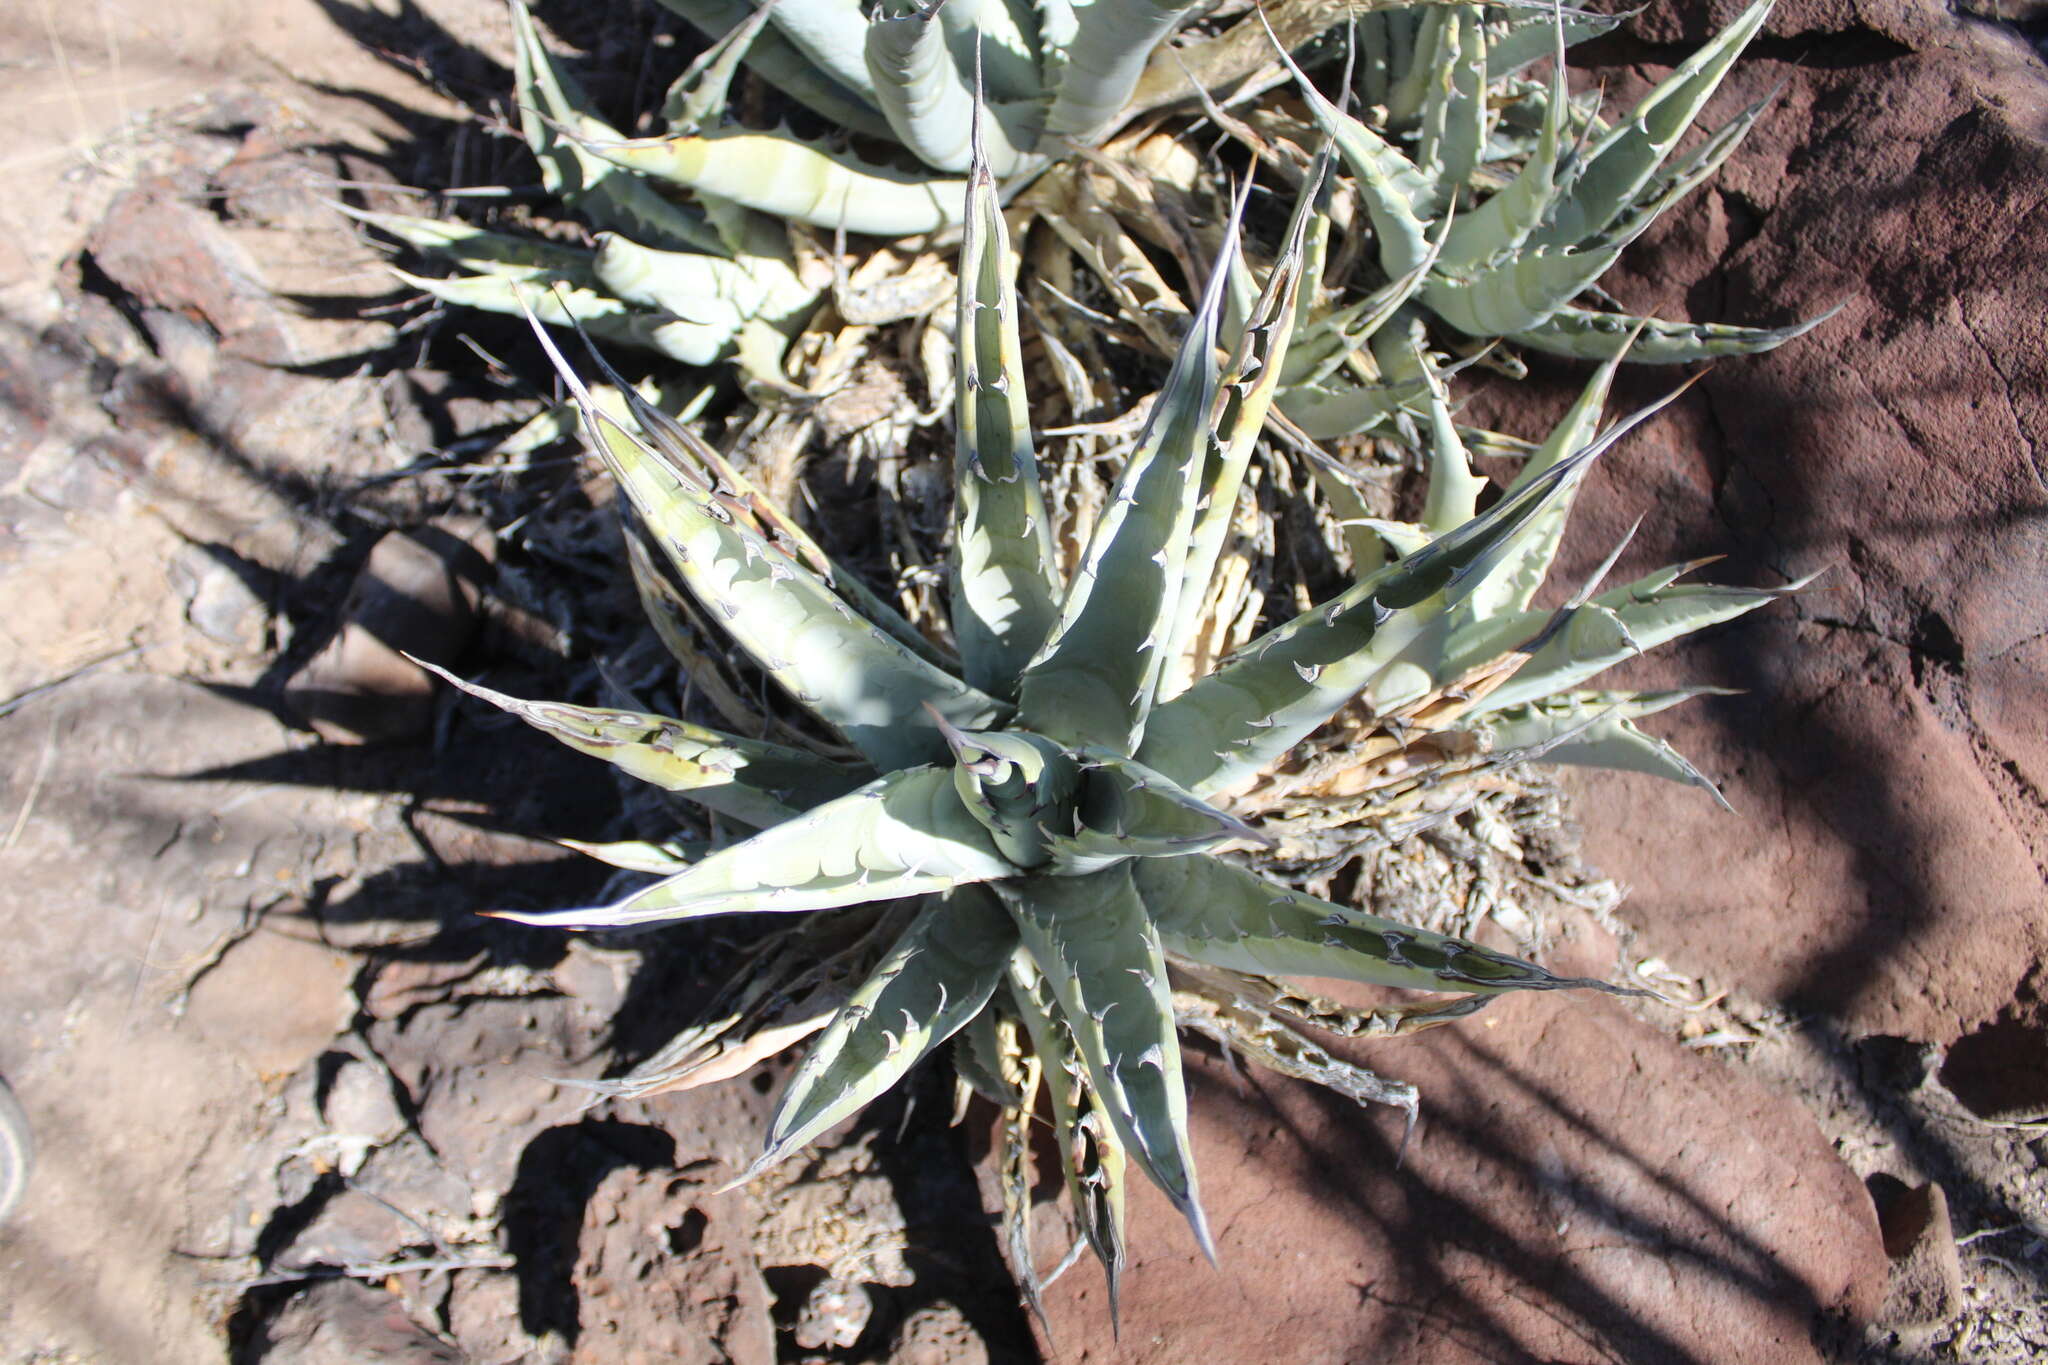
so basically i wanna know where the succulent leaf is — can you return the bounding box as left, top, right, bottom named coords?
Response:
left=345, top=209, right=601, bottom=280
left=650, top=0, right=896, bottom=136
left=1138, top=435, right=1609, bottom=797
left=1281, top=46, right=1433, bottom=275
left=1042, top=0, right=1203, bottom=140
left=620, top=518, right=819, bottom=740
left=1484, top=6, right=1633, bottom=79
left=546, top=349, right=1007, bottom=769
left=1279, top=373, right=1430, bottom=442
left=1042, top=749, right=1267, bottom=874
left=1462, top=343, right=1628, bottom=621
left=587, top=129, right=967, bottom=236
left=1415, top=7, right=1487, bottom=217
left=510, top=2, right=728, bottom=255
left=1016, top=197, right=1240, bottom=752
left=1631, top=89, right=1775, bottom=222
left=745, top=0, right=880, bottom=106
left=1008, top=957, right=1129, bottom=1318
left=1477, top=570, right=1819, bottom=715
left=1163, top=153, right=1329, bottom=684
left=938, top=722, right=1079, bottom=870
left=1001, top=865, right=1210, bottom=1258
left=614, top=371, right=959, bottom=672
left=1424, top=236, right=1639, bottom=337
left=419, top=662, right=864, bottom=828
left=1135, top=855, right=1629, bottom=996
left=496, top=766, right=1013, bottom=929
left=1472, top=687, right=1741, bottom=805
left=593, top=228, right=815, bottom=339
left=1531, top=0, right=1774, bottom=248
left=1416, top=347, right=1488, bottom=536
left=395, top=268, right=741, bottom=365
left=935, top=0, right=1045, bottom=102
left=749, top=888, right=1017, bottom=1172
left=660, top=0, right=777, bottom=133
left=952, top=129, right=1062, bottom=694
left=559, top=837, right=701, bottom=874
left=1436, top=17, right=1567, bottom=273
left=1512, top=305, right=1831, bottom=362
left=865, top=8, right=1037, bottom=174
left=589, top=235, right=765, bottom=333
left=1383, top=5, right=1453, bottom=126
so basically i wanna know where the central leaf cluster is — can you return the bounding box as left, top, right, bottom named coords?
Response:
left=938, top=718, right=1260, bottom=877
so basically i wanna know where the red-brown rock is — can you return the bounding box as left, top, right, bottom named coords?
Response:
left=1034, top=993, right=1887, bottom=1363
left=1873, top=1180, right=1966, bottom=1327
left=1530, top=0, right=2048, bottom=1046
left=284, top=518, right=496, bottom=743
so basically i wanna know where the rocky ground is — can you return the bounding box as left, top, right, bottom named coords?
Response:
left=0, top=0, right=2042, bottom=1362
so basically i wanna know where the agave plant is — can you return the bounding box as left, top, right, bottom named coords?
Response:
left=361, top=2, right=838, bottom=385
left=365, top=0, right=1287, bottom=383
left=1302, top=1, right=1818, bottom=357
left=423, top=137, right=1804, bottom=1312
left=625, top=0, right=1328, bottom=224
left=1023, top=0, right=1827, bottom=446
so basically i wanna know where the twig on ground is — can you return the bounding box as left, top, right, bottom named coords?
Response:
left=1, top=714, right=60, bottom=852
left=0, top=644, right=142, bottom=720
left=207, top=1253, right=515, bottom=1291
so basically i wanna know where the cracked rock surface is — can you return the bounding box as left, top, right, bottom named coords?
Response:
left=1552, top=0, right=2048, bottom=1049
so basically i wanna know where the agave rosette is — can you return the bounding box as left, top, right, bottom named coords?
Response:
left=365, top=0, right=1322, bottom=384
left=1017, top=0, right=1828, bottom=448
left=425, top=138, right=1806, bottom=1310
left=360, top=1, right=838, bottom=385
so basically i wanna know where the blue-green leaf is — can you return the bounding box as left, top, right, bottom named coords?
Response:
left=865, top=8, right=1038, bottom=174
left=1015, top=199, right=1241, bottom=751
left=1137, top=434, right=1613, bottom=797
left=650, top=0, right=894, bottom=136
left=747, top=888, right=1017, bottom=1171
left=1531, top=0, right=1773, bottom=248
left=510, top=2, right=727, bottom=254
left=420, top=662, right=863, bottom=828
left=1415, top=8, right=1487, bottom=217
left=1437, top=16, right=1566, bottom=272
left=1135, top=855, right=1630, bottom=996
left=1512, top=305, right=1832, bottom=363
left=1042, top=0, right=1203, bottom=140
left=1001, top=865, right=1211, bottom=1259
left=1041, top=749, right=1266, bottom=874
left=1007, top=957, right=1129, bottom=1319
left=585, top=129, right=966, bottom=236
left=494, top=767, right=1013, bottom=929
left=1470, top=687, right=1739, bottom=806
left=527, top=323, right=1008, bottom=768
left=952, top=126, right=1061, bottom=694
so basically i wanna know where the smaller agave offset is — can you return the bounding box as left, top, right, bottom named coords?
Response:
left=361, top=2, right=837, bottom=382
left=1288, top=0, right=1813, bottom=360
left=429, top=138, right=1804, bottom=1311
left=1035, top=0, right=1831, bottom=444
left=367, top=0, right=1293, bottom=381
